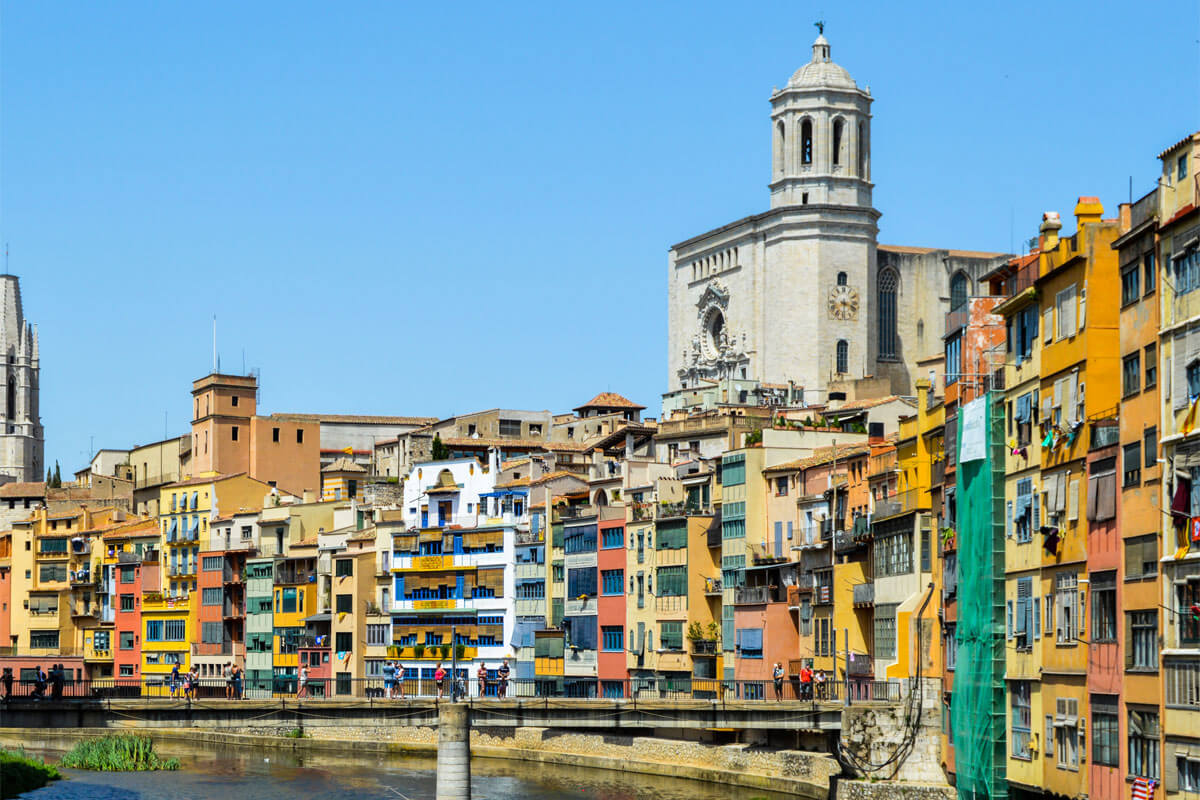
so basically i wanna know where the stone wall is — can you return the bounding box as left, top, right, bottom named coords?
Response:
left=840, top=678, right=946, bottom=784
left=836, top=779, right=956, bottom=800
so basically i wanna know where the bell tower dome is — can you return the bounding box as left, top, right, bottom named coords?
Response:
left=769, top=31, right=873, bottom=209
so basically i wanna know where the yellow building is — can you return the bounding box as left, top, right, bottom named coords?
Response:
left=140, top=590, right=197, bottom=687
left=272, top=546, right=317, bottom=690
left=320, top=458, right=367, bottom=502
left=158, top=472, right=272, bottom=598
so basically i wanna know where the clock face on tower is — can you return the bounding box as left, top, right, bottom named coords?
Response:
left=828, top=284, right=860, bottom=320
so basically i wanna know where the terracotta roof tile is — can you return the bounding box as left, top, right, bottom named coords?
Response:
left=763, top=443, right=871, bottom=473
left=271, top=413, right=438, bottom=426
left=321, top=457, right=368, bottom=474
left=573, top=392, right=646, bottom=412
left=0, top=481, right=46, bottom=498
left=529, top=470, right=581, bottom=486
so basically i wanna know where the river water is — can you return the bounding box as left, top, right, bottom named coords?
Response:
left=18, top=741, right=796, bottom=800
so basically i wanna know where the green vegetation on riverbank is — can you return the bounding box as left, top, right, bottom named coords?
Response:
left=0, top=747, right=62, bottom=799
left=59, top=734, right=180, bottom=772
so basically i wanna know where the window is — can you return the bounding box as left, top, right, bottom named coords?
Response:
left=1144, top=251, right=1156, bottom=294
left=335, top=559, right=353, bottom=577
left=145, top=620, right=163, bottom=641
left=1128, top=708, right=1160, bottom=780
left=950, top=272, right=968, bottom=310
left=832, top=118, right=843, bottom=166
left=656, top=565, right=687, bottom=597
left=601, top=569, right=624, bottom=595
left=201, top=622, right=223, bottom=644
left=1055, top=697, right=1080, bottom=769
left=1123, top=352, right=1141, bottom=397
left=1122, top=264, right=1140, bottom=305
left=120, top=566, right=135, bottom=584
left=945, top=336, right=961, bottom=385
left=296, top=429, right=304, bottom=444
left=721, top=455, right=745, bottom=487
left=660, top=621, right=683, bottom=651
left=775, top=476, right=789, bottom=496
left=366, top=624, right=389, bottom=646
left=120, top=594, right=135, bottom=611
left=602, top=626, right=623, bottom=652
left=874, top=605, right=898, bottom=659
left=567, top=566, right=597, bottom=598
left=1144, top=426, right=1157, bottom=468
left=1165, top=660, right=1200, bottom=707
left=202, top=556, right=223, bottom=571
left=1180, top=152, right=1189, bottom=181
left=800, top=119, right=813, bottom=164
left=272, top=427, right=280, bottom=442
left=1145, top=343, right=1157, bottom=388
left=336, top=594, right=352, bottom=613
left=563, top=525, right=597, bottom=554
left=564, top=615, right=597, bottom=650
left=117, top=631, right=135, bottom=650
left=333, top=632, right=353, bottom=652
left=1129, top=610, right=1157, bottom=670
left=498, top=419, right=522, bottom=437
left=1124, top=442, right=1142, bottom=486
left=1179, top=756, right=1200, bottom=792
left=1091, top=572, right=1116, bottom=642
left=601, top=528, right=624, bottom=548
left=1125, top=535, right=1158, bottom=580
left=874, top=532, right=913, bottom=577
left=164, top=619, right=186, bottom=641
left=231, top=425, right=239, bottom=441
left=1015, top=576, right=1034, bottom=648
left=736, top=628, right=763, bottom=659
left=1013, top=305, right=1038, bottom=364
left=1091, top=695, right=1119, bottom=767
left=656, top=520, right=686, bottom=549
left=1055, top=572, right=1078, bottom=644
left=836, top=271, right=847, bottom=286
left=1011, top=681, right=1032, bottom=758
left=202, top=588, right=223, bottom=606
left=879, top=268, right=898, bottom=358
left=1189, top=359, right=1200, bottom=399
left=836, top=340, right=849, bottom=374
left=279, top=587, right=297, bottom=614
left=1056, top=285, right=1078, bottom=340
left=39, top=564, right=67, bottom=583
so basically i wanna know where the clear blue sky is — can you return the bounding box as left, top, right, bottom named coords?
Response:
left=2, top=1, right=1197, bottom=474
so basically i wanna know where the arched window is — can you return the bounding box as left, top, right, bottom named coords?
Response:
left=878, top=269, right=898, bottom=359
left=837, top=271, right=848, bottom=286
left=857, top=122, right=866, bottom=177
left=832, top=119, right=844, bottom=167
left=950, top=272, right=969, bottom=311
left=836, top=340, right=849, bottom=374
left=775, top=121, right=786, bottom=177
left=801, top=119, right=813, bottom=165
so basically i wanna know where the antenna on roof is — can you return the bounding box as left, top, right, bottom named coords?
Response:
left=212, top=315, right=218, bottom=373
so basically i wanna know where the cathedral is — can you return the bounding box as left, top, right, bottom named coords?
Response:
left=667, top=32, right=1006, bottom=401
left=0, top=274, right=43, bottom=483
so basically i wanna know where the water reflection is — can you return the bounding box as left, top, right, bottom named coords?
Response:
left=21, top=742, right=796, bottom=800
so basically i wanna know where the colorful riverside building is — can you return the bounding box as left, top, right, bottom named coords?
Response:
left=391, top=453, right=521, bottom=690
left=105, top=522, right=161, bottom=683
left=1156, top=131, right=1200, bottom=799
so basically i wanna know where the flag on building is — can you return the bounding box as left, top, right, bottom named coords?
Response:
left=1132, top=777, right=1156, bottom=800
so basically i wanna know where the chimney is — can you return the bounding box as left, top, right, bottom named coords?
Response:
left=1074, top=196, right=1103, bottom=228
left=916, top=378, right=930, bottom=413
left=303, top=489, right=315, bottom=504
left=1039, top=212, right=1062, bottom=251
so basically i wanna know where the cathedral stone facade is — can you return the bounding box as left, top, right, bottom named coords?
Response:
left=668, top=34, right=1006, bottom=399
left=0, top=274, right=43, bottom=483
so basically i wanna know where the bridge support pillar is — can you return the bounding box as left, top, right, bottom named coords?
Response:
left=436, top=703, right=471, bottom=800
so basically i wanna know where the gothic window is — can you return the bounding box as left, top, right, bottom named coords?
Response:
left=801, top=119, right=813, bottom=165
left=878, top=269, right=898, bottom=359
left=857, top=122, right=866, bottom=176
left=832, top=119, right=844, bottom=167
left=951, top=272, right=969, bottom=311
left=837, top=271, right=848, bottom=286
left=5, top=377, right=12, bottom=421
left=775, top=121, right=785, bottom=178
left=836, top=340, right=849, bottom=374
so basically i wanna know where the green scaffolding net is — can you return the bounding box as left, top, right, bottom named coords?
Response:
left=951, top=395, right=1007, bottom=800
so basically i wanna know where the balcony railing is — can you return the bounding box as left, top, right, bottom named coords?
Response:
left=847, top=651, right=873, bottom=677
left=1090, top=417, right=1120, bottom=450
left=689, top=639, right=718, bottom=656
left=703, top=577, right=722, bottom=595
left=852, top=583, right=875, bottom=606
left=873, top=488, right=924, bottom=521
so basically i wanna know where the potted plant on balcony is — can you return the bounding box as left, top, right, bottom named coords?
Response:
left=454, top=643, right=466, bottom=661
left=686, top=621, right=704, bottom=641
left=440, top=644, right=451, bottom=660
left=413, top=643, right=425, bottom=659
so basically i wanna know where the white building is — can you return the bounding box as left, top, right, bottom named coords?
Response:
left=667, top=32, right=1004, bottom=401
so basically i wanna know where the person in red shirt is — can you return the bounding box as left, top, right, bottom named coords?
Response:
left=799, top=664, right=813, bottom=700
left=435, top=663, right=447, bottom=699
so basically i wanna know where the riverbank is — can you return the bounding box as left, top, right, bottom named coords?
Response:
left=0, top=726, right=837, bottom=798
left=0, top=747, right=62, bottom=799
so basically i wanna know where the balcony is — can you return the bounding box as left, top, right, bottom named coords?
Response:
left=689, top=639, right=718, bottom=656
left=1090, top=416, right=1119, bottom=450
left=516, top=530, right=545, bottom=546
left=703, top=577, right=722, bottom=595
left=833, top=530, right=862, bottom=554
left=748, top=542, right=788, bottom=566
left=734, top=585, right=788, bottom=605
left=786, top=584, right=803, bottom=609
left=631, top=502, right=653, bottom=522
left=847, top=652, right=873, bottom=677
left=69, top=570, right=96, bottom=587
left=945, top=304, right=969, bottom=338
left=814, top=581, right=833, bottom=605
left=873, top=488, right=924, bottom=521
left=657, top=501, right=715, bottom=519
left=852, top=583, right=875, bottom=607
left=819, top=518, right=836, bottom=539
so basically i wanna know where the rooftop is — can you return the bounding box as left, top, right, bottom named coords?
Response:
left=573, top=392, right=646, bottom=413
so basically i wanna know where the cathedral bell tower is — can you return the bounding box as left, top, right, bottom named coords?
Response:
left=769, top=32, right=873, bottom=210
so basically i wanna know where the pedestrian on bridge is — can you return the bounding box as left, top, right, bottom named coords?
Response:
left=772, top=662, right=784, bottom=700
left=799, top=663, right=813, bottom=701
left=435, top=662, right=446, bottom=699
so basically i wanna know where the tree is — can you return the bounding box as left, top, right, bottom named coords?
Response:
left=431, top=434, right=450, bottom=461
left=53, top=462, right=61, bottom=487
left=46, top=468, right=52, bottom=485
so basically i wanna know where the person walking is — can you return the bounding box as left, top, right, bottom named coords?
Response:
left=497, top=658, right=510, bottom=699
left=799, top=662, right=813, bottom=701
left=51, top=664, right=65, bottom=701
left=476, top=663, right=489, bottom=698
left=434, top=662, right=446, bottom=699
left=231, top=664, right=243, bottom=700
left=224, top=664, right=233, bottom=700
left=1, top=667, right=13, bottom=701
left=297, top=665, right=309, bottom=699
left=772, top=662, right=785, bottom=701
left=32, top=665, right=47, bottom=700
left=169, top=663, right=180, bottom=699
left=382, top=661, right=394, bottom=699
left=395, top=663, right=406, bottom=700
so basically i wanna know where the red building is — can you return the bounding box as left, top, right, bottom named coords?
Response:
left=194, top=546, right=248, bottom=680
left=111, top=549, right=159, bottom=686
left=597, top=517, right=627, bottom=696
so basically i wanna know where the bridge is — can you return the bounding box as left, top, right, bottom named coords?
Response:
left=0, top=696, right=853, bottom=733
